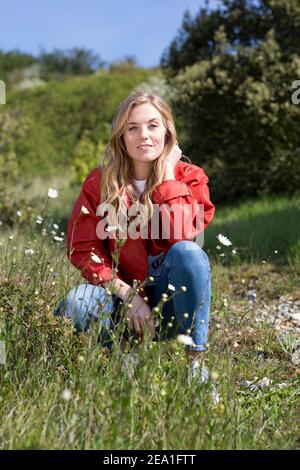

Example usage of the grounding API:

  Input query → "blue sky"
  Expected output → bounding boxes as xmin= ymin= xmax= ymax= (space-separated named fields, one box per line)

xmin=0 ymin=0 xmax=220 ymax=68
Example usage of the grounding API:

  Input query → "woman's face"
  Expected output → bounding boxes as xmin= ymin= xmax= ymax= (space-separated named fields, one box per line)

xmin=123 ymin=102 xmax=167 ymax=179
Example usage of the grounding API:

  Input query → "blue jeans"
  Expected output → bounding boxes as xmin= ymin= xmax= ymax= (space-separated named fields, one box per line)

xmin=54 ymin=241 xmax=211 ymax=352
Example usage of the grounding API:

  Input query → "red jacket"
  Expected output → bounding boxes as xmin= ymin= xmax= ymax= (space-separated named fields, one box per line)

xmin=66 ymin=161 xmax=215 ymax=298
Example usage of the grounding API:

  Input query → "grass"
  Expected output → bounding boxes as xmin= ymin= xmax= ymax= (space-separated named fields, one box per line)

xmin=202 ymin=192 xmax=300 ymax=271
xmin=0 ymin=188 xmax=299 ymax=450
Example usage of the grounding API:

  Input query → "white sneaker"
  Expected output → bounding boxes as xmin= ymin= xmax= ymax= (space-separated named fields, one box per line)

xmin=188 ymin=361 xmax=220 ymax=405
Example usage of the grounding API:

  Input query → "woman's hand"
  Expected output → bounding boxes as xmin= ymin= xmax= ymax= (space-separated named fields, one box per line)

xmin=163 ymin=142 xmax=182 ymax=179
xmin=127 ymin=294 xmax=156 ymax=339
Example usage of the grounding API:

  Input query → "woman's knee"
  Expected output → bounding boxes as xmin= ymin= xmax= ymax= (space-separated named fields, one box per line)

xmin=167 ymin=240 xmax=210 ymax=270
xmin=55 ymin=283 xmax=114 ymax=332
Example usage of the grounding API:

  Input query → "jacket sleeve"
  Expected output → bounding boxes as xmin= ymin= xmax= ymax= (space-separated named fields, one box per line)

xmin=150 ymin=166 xmax=215 ymax=252
xmin=66 ymin=168 xmax=120 ymax=286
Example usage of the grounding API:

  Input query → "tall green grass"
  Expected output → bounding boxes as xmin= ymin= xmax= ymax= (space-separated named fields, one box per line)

xmin=0 ymin=191 xmax=299 ymax=449
xmin=202 ymin=193 xmax=300 ymax=271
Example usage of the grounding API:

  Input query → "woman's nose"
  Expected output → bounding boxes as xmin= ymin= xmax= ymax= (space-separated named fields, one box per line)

xmin=139 ymin=126 xmax=150 ymax=139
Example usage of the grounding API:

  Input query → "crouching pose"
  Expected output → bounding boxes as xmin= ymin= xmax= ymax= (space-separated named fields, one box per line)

xmin=54 ymin=91 xmax=219 ymax=403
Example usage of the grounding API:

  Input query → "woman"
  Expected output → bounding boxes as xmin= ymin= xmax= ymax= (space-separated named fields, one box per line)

xmin=54 ymin=91 xmax=219 ymax=402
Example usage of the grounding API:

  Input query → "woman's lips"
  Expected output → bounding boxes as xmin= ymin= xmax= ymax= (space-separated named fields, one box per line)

xmin=138 ymin=145 xmax=153 ymax=150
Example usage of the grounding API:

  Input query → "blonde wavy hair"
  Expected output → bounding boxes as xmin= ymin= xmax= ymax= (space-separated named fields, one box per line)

xmin=99 ymin=91 xmax=185 ymax=227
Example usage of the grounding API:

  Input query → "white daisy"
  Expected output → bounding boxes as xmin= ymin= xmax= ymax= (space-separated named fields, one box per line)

xmin=91 ymin=253 xmax=102 ymax=263
xmin=81 ymin=205 xmax=89 ymax=214
xmin=177 ymin=334 xmax=196 ymax=347
xmin=48 ymin=188 xmax=59 ymax=198
xmin=24 ymin=249 xmax=35 ymax=255
xmin=53 ymin=236 xmax=64 ymax=242
xmin=168 ymin=283 xmax=176 ymax=291
xmin=61 ymin=389 xmax=72 ymax=401
xmin=216 ymin=234 xmax=232 ymax=246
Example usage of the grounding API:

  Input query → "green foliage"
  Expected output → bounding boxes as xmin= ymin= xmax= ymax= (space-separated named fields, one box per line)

xmin=0 ymin=49 xmax=36 ymax=83
xmin=0 ymin=109 xmax=33 ymax=226
xmin=161 ymin=1 xmax=300 ymax=202
xmin=38 ymin=47 xmax=106 ymax=80
xmin=71 ymin=130 xmax=104 ymax=186
xmin=161 ymin=0 xmax=300 ymax=75
xmin=1 ymin=68 xmax=154 ymax=177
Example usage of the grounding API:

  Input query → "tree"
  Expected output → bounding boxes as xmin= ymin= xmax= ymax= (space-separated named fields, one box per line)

xmin=161 ymin=0 xmax=300 ymax=77
xmin=38 ymin=47 xmax=106 ymax=78
xmin=160 ymin=0 xmax=300 ymax=203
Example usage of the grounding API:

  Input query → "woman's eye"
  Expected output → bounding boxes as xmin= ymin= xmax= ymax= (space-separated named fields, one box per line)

xmin=128 ymin=125 xmax=157 ymax=131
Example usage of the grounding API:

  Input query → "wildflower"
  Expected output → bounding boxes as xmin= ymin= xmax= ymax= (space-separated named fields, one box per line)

xmin=42 ymin=228 xmax=47 ymax=235
xmin=160 ymin=389 xmax=167 ymax=397
xmin=181 ymin=285 xmax=187 ymax=292
xmin=183 ymin=313 xmax=189 ymax=319
xmin=144 ymin=296 xmax=148 ymax=302
xmin=53 ymin=236 xmax=64 ymax=242
xmin=8 ymin=235 xmax=14 ymax=240
xmin=219 ymin=253 xmax=225 ymax=257
xmin=233 ymin=342 xmax=239 ymax=349
xmin=168 ymin=283 xmax=176 ymax=291
xmin=210 ymin=370 xmax=219 ymax=381
xmin=216 ymin=234 xmax=232 ymax=247
xmin=148 ymin=276 xmax=154 ymax=282
xmin=51 ymin=230 xmax=57 ymax=235
xmin=53 ymin=223 xmax=59 ymax=230
xmin=161 ymin=293 xmax=168 ymax=300
xmin=274 ymin=250 xmax=278 ymax=254
xmin=200 ymin=319 xmax=205 ymax=324
xmin=167 ymin=322 xmax=173 ymax=328
xmin=61 ymin=389 xmax=72 ymax=401
xmin=16 ymin=210 xmax=22 ymax=217
xmin=78 ymin=355 xmax=85 ymax=362
xmin=81 ymin=205 xmax=89 ymax=214
xmin=60 ymin=231 xmax=65 ymax=236
xmin=153 ymin=306 xmax=160 ymax=313
xmin=24 ymin=249 xmax=35 ymax=255
xmin=232 ymin=249 xmax=237 ymax=255
xmin=177 ymin=334 xmax=196 ymax=347
xmin=36 ymin=215 xmax=43 ymax=224
xmin=48 ymin=188 xmax=59 ymax=198
xmin=91 ymin=253 xmax=102 ymax=263
xmin=262 ymin=260 xmax=266 ymax=264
